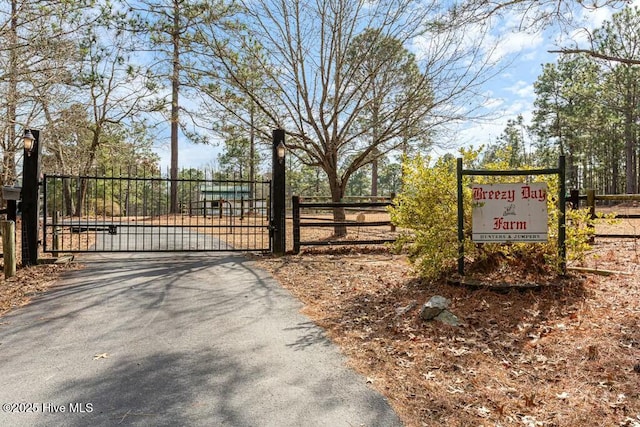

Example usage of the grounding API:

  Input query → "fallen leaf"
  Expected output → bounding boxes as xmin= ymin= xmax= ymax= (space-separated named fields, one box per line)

xmin=422 ymin=371 xmax=436 ymax=380
xmin=476 ymin=406 xmax=491 ymax=417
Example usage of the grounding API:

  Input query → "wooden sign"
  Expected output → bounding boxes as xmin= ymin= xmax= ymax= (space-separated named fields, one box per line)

xmin=472 ymin=183 xmax=548 ymax=242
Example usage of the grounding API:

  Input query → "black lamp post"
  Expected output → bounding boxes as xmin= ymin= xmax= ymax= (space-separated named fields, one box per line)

xmin=21 ymin=128 xmax=41 ymax=266
xmin=272 ymin=128 xmax=286 ymax=255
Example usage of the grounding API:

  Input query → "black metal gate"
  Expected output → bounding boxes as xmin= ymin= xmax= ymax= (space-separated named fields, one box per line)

xmin=42 ymin=173 xmax=272 ymax=253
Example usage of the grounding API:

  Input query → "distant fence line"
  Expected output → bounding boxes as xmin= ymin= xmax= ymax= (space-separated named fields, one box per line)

xmin=291 ymin=195 xmax=397 ymax=254
xmin=569 ymin=189 xmax=640 ymax=239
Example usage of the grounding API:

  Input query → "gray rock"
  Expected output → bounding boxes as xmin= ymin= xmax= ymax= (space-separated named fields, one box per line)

xmin=419 ymin=295 xmax=450 ymax=320
xmin=419 ymin=305 xmax=441 ymax=320
xmin=435 ymin=309 xmax=461 ymax=326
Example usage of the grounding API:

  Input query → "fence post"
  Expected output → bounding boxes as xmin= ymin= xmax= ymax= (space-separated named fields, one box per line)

xmin=558 ymin=155 xmax=567 ymax=275
xmin=2 ymin=221 xmax=16 ymax=278
xmin=570 ymin=189 xmax=580 ymax=209
xmin=587 ymin=189 xmax=596 ymax=244
xmin=21 ymin=129 xmax=42 ymax=267
xmin=292 ymin=195 xmax=300 ymax=254
xmin=390 ymin=192 xmax=396 ymax=232
xmin=586 ymin=189 xmax=596 ymax=220
xmin=7 ymin=199 xmax=16 ymax=222
xmin=52 ymin=211 xmax=61 ymax=257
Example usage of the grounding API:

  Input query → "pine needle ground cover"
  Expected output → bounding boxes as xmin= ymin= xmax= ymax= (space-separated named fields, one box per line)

xmin=256 ymin=239 xmax=640 ymax=427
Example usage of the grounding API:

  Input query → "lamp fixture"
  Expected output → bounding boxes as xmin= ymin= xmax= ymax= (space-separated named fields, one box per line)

xmin=23 ymin=129 xmax=36 ymax=156
xmin=276 ymin=140 xmax=286 ymax=164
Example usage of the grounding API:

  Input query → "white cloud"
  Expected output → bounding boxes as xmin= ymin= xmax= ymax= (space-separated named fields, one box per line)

xmin=505 ymin=80 xmax=535 ymax=99
xmin=561 ymin=1 xmax=639 ymax=46
xmin=489 ymin=29 xmax=545 ymax=63
xmin=579 ymin=3 xmax=616 ymax=29
xmin=431 ymin=1 xmax=640 ymax=160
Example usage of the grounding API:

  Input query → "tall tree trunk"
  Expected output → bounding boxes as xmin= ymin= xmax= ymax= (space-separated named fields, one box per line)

xmin=54 ymin=154 xmax=74 ymax=216
xmin=169 ymin=0 xmax=180 ymax=213
xmin=75 ymin=178 xmax=88 ymax=217
xmin=623 ymin=73 xmax=637 ymax=194
xmin=566 ymin=143 xmax=575 ymax=189
xmin=3 ymin=0 xmax=19 ymax=189
xmin=371 ymin=158 xmax=378 ymax=197
xmin=63 ymin=178 xmax=74 ymax=216
xmin=51 ymin=149 xmax=75 ymax=216
xmin=370 ymin=91 xmax=380 ymax=198
xmin=328 ymin=171 xmax=347 ymax=237
xmin=610 ymin=124 xmax=620 ymax=194
xmin=249 ymin=102 xmax=255 ymax=211
xmin=74 ymin=130 xmax=102 ymax=216
xmin=624 ymin=114 xmax=635 ymax=193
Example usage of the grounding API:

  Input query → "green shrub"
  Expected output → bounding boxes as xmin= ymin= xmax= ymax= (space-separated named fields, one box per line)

xmin=389 ymin=150 xmax=475 ymax=281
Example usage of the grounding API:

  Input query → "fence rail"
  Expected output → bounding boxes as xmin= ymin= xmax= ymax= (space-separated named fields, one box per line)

xmin=291 ymin=195 xmax=397 ymax=254
xmin=569 ymin=189 xmax=640 ymax=239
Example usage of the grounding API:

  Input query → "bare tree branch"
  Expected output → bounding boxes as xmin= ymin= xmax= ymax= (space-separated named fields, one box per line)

xmin=549 ymin=48 xmax=640 ymax=65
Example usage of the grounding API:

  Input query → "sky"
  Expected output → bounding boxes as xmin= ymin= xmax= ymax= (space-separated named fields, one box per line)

xmin=154 ymin=1 xmax=638 ymax=171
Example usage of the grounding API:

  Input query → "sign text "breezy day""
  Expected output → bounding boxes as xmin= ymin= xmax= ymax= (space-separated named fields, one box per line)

xmin=472 ymin=185 xmax=547 ymax=203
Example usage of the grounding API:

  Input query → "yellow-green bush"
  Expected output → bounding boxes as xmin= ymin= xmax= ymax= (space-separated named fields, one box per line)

xmin=389 ymin=150 xmax=475 ymax=281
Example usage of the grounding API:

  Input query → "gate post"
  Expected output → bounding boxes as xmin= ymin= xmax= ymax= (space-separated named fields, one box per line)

xmin=272 ymin=128 xmax=286 ymax=255
xmin=456 ymin=157 xmax=464 ymax=276
xmin=21 ymin=129 xmax=42 ymax=267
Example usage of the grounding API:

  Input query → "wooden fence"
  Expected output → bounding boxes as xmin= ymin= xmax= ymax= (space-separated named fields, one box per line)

xmin=569 ymin=189 xmax=640 ymax=239
xmin=291 ymin=195 xmax=397 ymax=254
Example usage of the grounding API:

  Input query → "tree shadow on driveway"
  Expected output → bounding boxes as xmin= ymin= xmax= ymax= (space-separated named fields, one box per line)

xmin=0 ymin=252 xmax=402 ymax=427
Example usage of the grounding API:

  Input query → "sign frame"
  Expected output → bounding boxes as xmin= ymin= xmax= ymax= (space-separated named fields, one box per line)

xmin=456 ymin=157 xmax=566 ymax=276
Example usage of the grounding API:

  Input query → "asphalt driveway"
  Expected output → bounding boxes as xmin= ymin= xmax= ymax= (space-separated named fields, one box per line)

xmin=0 ymin=252 xmax=402 ymax=426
